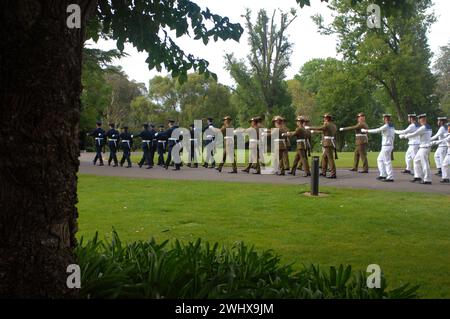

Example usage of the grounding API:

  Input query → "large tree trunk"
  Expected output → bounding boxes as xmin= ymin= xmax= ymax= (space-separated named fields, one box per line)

xmin=0 ymin=0 xmax=94 ymax=297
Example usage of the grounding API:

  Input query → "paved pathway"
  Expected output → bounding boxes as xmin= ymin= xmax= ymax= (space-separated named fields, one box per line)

xmin=79 ymin=153 xmax=449 ymax=194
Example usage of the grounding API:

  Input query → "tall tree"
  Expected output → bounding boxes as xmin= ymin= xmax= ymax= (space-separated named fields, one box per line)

xmin=129 ymin=96 xmax=164 ymax=130
xmin=147 ymin=73 xmax=235 ymax=127
xmin=313 ymin=0 xmax=437 ymax=122
xmin=79 ymin=48 xmax=125 ymax=149
xmin=1 ymin=0 xmax=243 ymax=298
xmin=103 ymin=66 xmax=146 ymax=127
xmin=226 ymin=8 xmax=296 ymax=125
xmin=286 ymin=79 xmax=316 ymax=119
xmin=296 ymin=58 xmax=382 ymax=150
xmin=433 ymin=41 xmax=450 ymax=115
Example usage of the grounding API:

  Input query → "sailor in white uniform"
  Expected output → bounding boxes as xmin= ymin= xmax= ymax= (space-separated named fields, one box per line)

xmin=394 ymin=113 xmax=420 ymax=175
xmin=400 ymin=114 xmax=433 ymax=184
xmin=430 ymin=123 xmax=450 ymax=183
xmin=430 ymin=116 xmax=448 ymax=177
xmin=361 ymin=114 xmax=395 ymax=182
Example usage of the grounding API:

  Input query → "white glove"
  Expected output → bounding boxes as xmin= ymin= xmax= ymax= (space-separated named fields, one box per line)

xmin=360 ymin=129 xmax=367 ymax=133
xmin=131 ymin=134 xmax=134 ymax=138
xmin=304 ymin=126 xmax=310 ymax=130
xmin=339 ymin=128 xmax=344 ymax=132
xmin=282 ymin=133 xmax=287 ymax=137
xmin=399 ymin=134 xmax=405 ymax=139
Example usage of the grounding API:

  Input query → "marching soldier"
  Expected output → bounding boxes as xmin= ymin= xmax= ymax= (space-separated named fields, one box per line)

xmin=394 ymin=113 xmax=420 ymax=175
xmin=284 ymin=116 xmax=310 ymax=177
xmin=241 ymin=117 xmax=261 ymax=174
xmin=136 ymin=123 xmax=153 ymax=169
xmin=297 ymin=116 xmax=312 ymax=171
xmin=430 ymin=116 xmax=448 ymax=176
xmin=203 ymin=117 xmax=216 ymax=168
xmin=281 ymin=117 xmax=291 ymax=172
xmin=304 ymin=116 xmax=312 ymax=157
xmin=430 ymin=123 xmax=450 ymax=183
xmin=119 ymin=126 xmax=133 ymax=168
xmin=400 ymin=114 xmax=433 ymax=184
xmin=187 ymin=124 xmax=199 ymax=168
xmin=148 ymin=124 xmax=157 ymax=167
xmin=88 ymin=121 xmax=106 ymax=166
xmin=339 ymin=112 xmax=369 ymax=173
xmin=272 ymin=115 xmax=289 ymax=176
xmin=161 ymin=120 xmax=182 ymax=170
xmin=217 ymin=116 xmax=237 ymax=173
xmin=361 ymin=114 xmax=395 ymax=182
xmin=258 ymin=118 xmax=268 ymax=169
xmin=105 ymin=123 xmax=119 ymax=167
xmin=306 ymin=113 xmax=338 ymax=179
xmin=156 ymin=125 xmax=166 ymax=166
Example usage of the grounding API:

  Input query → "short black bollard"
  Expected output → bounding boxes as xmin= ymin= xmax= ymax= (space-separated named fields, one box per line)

xmin=311 ymin=156 xmax=320 ymax=196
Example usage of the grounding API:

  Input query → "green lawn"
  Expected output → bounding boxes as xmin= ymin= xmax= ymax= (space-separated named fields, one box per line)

xmin=128 ymin=151 xmax=437 ymax=169
xmin=77 ymin=174 xmax=449 ymax=298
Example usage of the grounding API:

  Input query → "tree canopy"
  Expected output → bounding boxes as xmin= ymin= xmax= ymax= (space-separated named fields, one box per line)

xmin=313 ymin=0 xmax=438 ymax=123
xmin=87 ymin=0 xmax=244 ymax=83
xmin=226 ymin=8 xmax=296 ymax=126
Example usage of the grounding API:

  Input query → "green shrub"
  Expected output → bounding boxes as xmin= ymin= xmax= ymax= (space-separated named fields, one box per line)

xmin=75 ymin=231 xmax=419 ymax=299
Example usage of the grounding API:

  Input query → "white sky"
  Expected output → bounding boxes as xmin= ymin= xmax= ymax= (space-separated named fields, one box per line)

xmin=87 ymin=0 xmax=450 ymax=88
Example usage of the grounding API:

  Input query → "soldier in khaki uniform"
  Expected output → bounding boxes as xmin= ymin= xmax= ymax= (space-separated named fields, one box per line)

xmin=297 ymin=116 xmax=312 ymax=171
xmin=339 ymin=112 xmax=369 ymax=173
xmin=258 ymin=118 xmax=268 ymax=168
xmin=306 ymin=113 xmax=338 ymax=178
xmin=217 ymin=116 xmax=237 ymax=173
xmin=284 ymin=116 xmax=310 ymax=177
xmin=241 ymin=117 xmax=261 ymax=174
xmin=271 ymin=115 xmax=289 ymax=175
xmin=281 ymin=117 xmax=291 ymax=172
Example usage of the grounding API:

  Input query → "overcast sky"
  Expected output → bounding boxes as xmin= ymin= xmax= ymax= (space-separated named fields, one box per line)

xmin=87 ymin=0 xmax=450 ymax=88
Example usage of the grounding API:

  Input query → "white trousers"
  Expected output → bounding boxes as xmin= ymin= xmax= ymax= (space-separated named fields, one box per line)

xmin=405 ymin=145 xmax=419 ymax=171
xmin=434 ymin=146 xmax=448 ymax=169
xmin=442 ymin=153 xmax=449 ymax=180
xmin=414 ymin=147 xmax=432 ymax=182
xmin=377 ymin=146 xmax=394 ymax=180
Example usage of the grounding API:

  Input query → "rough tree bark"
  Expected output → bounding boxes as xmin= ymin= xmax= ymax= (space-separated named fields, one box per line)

xmin=0 ymin=0 xmax=96 ymax=298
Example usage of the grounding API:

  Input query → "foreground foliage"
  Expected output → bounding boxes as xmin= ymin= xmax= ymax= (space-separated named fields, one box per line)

xmin=76 ymin=231 xmax=418 ymax=299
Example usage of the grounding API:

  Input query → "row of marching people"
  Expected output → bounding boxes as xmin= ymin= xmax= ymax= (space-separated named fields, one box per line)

xmin=87 ymin=112 xmax=449 ymax=184
xmin=338 ymin=113 xmax=448 ymax=184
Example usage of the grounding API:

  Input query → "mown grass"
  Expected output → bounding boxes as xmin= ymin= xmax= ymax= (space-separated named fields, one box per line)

xmin=77 ymin=174 xmax=449 ymax=298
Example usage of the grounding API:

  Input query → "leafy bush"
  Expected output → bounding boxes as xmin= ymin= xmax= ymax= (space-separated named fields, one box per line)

xmin=75 ymin=231 xmax=418 ymax=299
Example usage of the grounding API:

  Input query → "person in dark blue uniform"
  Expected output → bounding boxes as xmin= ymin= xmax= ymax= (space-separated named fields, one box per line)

xmin=161 ymin=120 xmax=182 ymax=170
xmin=203 ymin=117 xmax=216 ymax=168
xmin=105 ymin=123 xmax=119 ymax=167
xmin=156 ymin=125 xmax=167 ymax=166
xmin=148 ymin=124 xmax=157 ymax=167
xmin=119 ymin=126 xmax=133 ymax=168
xmin=88 ymin=121 xmax=106 ymax=166
xmin=136 ymin=123 xmax=154 ymax=169
xmin=187 ymin=123 xmax=199 ymax=168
